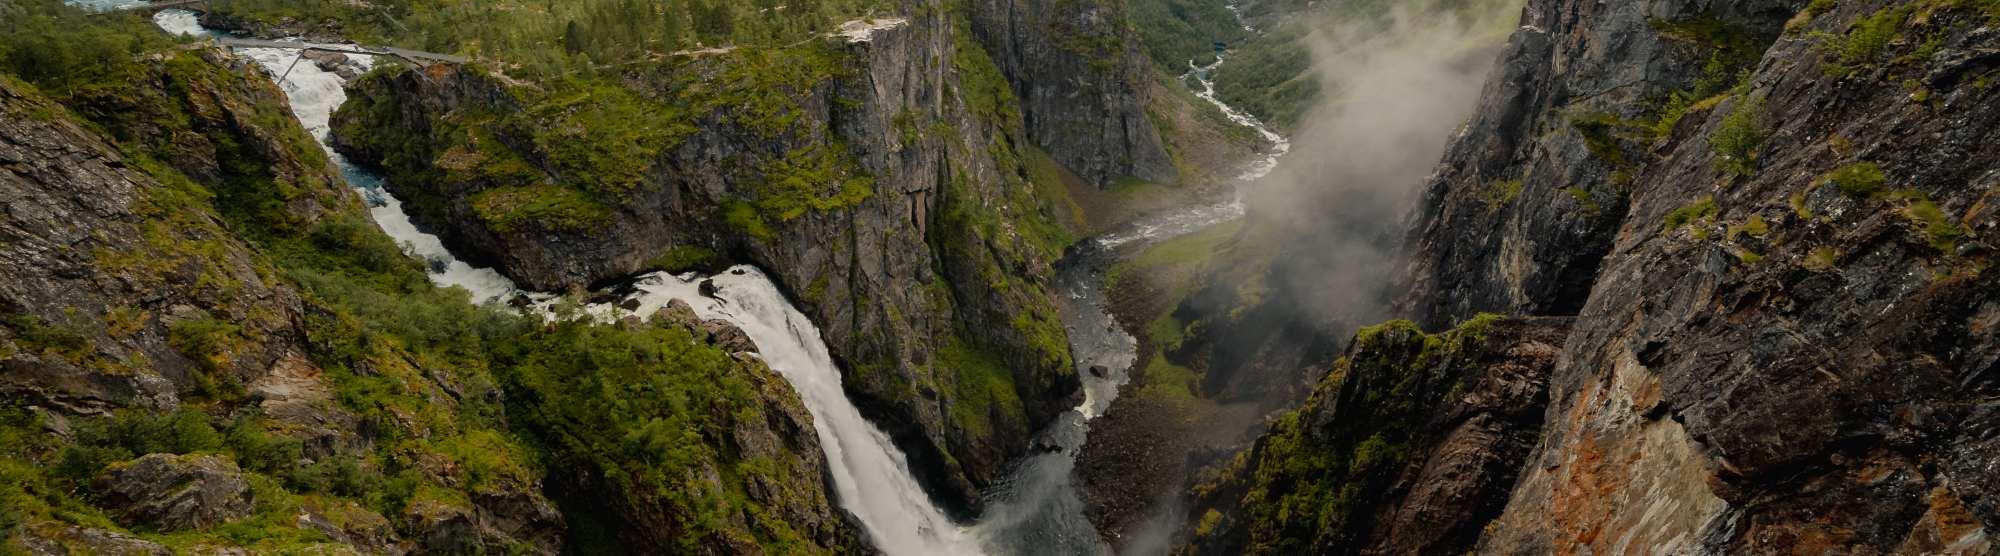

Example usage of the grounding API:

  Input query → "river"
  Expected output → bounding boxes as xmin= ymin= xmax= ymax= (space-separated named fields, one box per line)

xmin=965 ymin=39 xmax=1290 ymax=554
xmin=142 ymin=6 xmax=1285 ymax=555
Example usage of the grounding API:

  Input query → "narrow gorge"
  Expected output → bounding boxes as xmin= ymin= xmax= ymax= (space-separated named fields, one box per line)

xmin=3 ymin=0 xmax=1996 ymax=554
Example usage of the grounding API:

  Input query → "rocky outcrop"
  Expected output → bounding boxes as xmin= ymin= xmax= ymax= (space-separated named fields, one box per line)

xmin=965 ymin=0 xmax=1179 ymax=187
xmin=1179 ymin=316 xmax=1567 ymax=555
xmin=1397 ymin=0 xmax=1798 ymax=329
xmin=1468 ymin=1 xmax=2000 ymax=551
xmin=93 ymin=454 xmax=254 ymax=532
xmin=1176 ymin=0 xmax=2000 ymax=552
xmin=0 ymin=51 xmax=562 ymax=553
xmin=331 ymin=4 xmax=1084 ymax=512
xmin=1273 ymin=0 xmax=2000 ymax=553
xmin=0 ymin=50 xmax=326 ymax=416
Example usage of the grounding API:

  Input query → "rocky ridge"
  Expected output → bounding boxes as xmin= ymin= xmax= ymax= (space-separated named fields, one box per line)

xmin=323 ymin=0 xmax=1236 ymax=513
xmin=0 ymin=39 xmax=854 ymax=553
xmin=1182 ymin=0 xmax=2000 ymax=553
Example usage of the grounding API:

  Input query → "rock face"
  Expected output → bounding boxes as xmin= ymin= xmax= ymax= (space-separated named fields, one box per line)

xmin=1180 ymin=317 xmax=1567 ymax=555
xmin=965 ymin=0 xmax=1179 ymax=187
xmin=1 ymin=46 xmax=856 ymax=553
xmin=1193 ymin=0 xmax=2000 ymax=553
xmin=331 ymin=3 xmax=1089 ymax=511
xmin=0 ymin=50 xmax=328 ymax=418
xmin=1397 ymin=0 xmax=1797 ymax=329
xmin=1468 ymin=1 xmax=2000 ymax=551
xmin=94 ymin=454 xmax=254 ymax=532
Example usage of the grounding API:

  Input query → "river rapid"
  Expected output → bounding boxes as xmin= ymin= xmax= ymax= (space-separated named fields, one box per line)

xmin=138 ymin=6 xmax=1286 ymax=554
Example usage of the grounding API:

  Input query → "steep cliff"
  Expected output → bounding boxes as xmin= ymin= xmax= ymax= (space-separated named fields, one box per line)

xmin=965 ymin=0 xmax=1181 ymax=187
xmin=1469 ymin=0 xmax=1999 ymax=551
xmin=0 ymin=14 xmax=856 ymax=552
xmin=1192 ymin=0 xmax=2000 ymax=553
xmin=329 ymin=4 xmax=1089 ymax=511
xmin=1180 ymin=316 xmax=1568 ymax=555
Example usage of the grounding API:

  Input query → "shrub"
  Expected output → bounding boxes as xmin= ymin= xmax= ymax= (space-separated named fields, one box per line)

xmin=1710 ymin=96 xmax=1768 ymax=177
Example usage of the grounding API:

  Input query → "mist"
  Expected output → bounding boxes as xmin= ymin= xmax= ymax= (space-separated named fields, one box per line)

xmin=1243 ymin=0 xmax=1523 ymax=330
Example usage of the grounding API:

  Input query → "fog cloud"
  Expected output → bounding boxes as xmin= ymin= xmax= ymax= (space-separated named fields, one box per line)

xmin=1245 ymin=0 xmax=1522 ymax=328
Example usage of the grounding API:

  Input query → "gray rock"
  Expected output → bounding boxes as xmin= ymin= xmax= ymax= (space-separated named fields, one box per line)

xmin=94 ymin=453 xmax=254 ymax=531
xmin=7 ymin=523 xmax=172 ymax=555
xmin=701 ymin=320 xmax=759 ymax=354
xmin=653 ymin=299 xmax=703 ymax=331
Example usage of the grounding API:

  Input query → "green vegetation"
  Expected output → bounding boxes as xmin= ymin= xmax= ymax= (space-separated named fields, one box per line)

xmin=0 ymin=0 xmax=184 ymax=97
xmin=0 ymin=4 xmax=838 ymax=549
xmin=1710 ymin=96 xmax=1768 ymax=178
xmin=1209 ymin=23 xmax=1318 ymax=131
xmin=1822 ymin=4 xmax=1914 ymax=77
xmin=939 ymin=339 xmax=1027 ymax=438
xmin=1805 ymin=246 xmax=1839 ymax=271
xmin=471 ymin=185 xmax=615 ymax=233
xmin=646 ymin=245 xmax=720 ymax=274
xmin=1664 ymin=196 xmax=1719 ymax=234
xmin=1484 ymin=179 xmax=1525 ymax=211
xmin=1889 ymin=189 xmax=1966 ymax=253
xmin=207 ymin=0 xmax=893 ymax=73
xmin=1822 ymin=162 xmax=1886 ymax=198
xmin=1189 ymin=315 xmax=1507 ymax=553
xmin=1130 ymin=0 xmax=1252 ymax=70
xmin=1726 ymin=214 xmax=1770 ymax=241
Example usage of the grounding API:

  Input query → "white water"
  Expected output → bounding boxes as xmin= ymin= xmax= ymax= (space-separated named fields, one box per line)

xmin=1095 ymin=50 xmax=1290 ymax=252
xmin=150 ymin=12 xmax=976 ymax=554
xmin=598 ymin=270 xmax=979 ymax=554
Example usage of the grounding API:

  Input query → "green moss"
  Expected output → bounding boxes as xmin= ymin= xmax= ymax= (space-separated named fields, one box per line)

xmin=1664 ymin=196 xmax=1720 ymax=234
xmin=952 ymin=18 xmax=1023 ymax=125
xmin=1891 ymin=189 xmax=1965 ymax=253
xmin=724 ymin=201 xmax=778 ymax=243
xmin=646 ymin=246 xmax=720 ymax=274
xmin=166 ymin=317 xmax=244 ymax=381
xmin=1805 ymin=246 xmax=1839 ymax=271
xmin=749 ymin=142 xmax=875 ymax=223
xmin=470 ymin=184 xmax=615 ymax=233
xmin=1 ymin=313 xmax=93 ymax=363
xmin=1484 ymin=179 xmax=1526 ymax=211
xmin=1822 ymin=162 xmax=1887 ymax=198
xmin=1726 ymin=214 xmax=1771 ymax=240
xmin=1564 ymin=186 xmax=1604 ymax=215
xmin=939 ymin=338 xmax=1025 ymax=438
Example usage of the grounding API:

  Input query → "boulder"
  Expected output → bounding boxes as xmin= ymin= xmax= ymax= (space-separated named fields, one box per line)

xmin=94 ymin=453 xmax=254 ymax=531
xmin=701 ymin=320 xmax=759 ymax=354
xmin=653 ymin=299 xmax=703 ymax=331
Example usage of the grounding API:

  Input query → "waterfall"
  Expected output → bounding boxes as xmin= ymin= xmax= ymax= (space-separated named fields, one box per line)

xmin=153 ymin=13 xmax=977 ymax=554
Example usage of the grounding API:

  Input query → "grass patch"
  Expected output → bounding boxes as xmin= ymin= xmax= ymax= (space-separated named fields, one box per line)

xmin=470 ymin=184 xmax=615 ymax=233
xmin=1664 ymin=196 xmax=1720 ymax=235
xmin=938 ymin=338 xmax=1025 ymax=438
xmin=1822 ymin=162 xmax=1887 ymax=198
xmin=1484 ymin=179 xmax=1525 ymax=211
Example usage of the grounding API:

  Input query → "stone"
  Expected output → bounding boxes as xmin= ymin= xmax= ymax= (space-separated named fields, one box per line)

xmin=94 ymin=454 xmax=255 ymax=531
xmin=701 ymin=319 xmax=759 ymax=354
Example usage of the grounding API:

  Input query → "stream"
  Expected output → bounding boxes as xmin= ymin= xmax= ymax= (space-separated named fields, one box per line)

xmin=141 ymin=6 xmax=1287 ymax=555
xmin=965 ymin=43 xmax=1290 ymax=554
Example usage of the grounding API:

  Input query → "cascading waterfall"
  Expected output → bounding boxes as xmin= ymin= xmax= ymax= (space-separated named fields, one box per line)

xmin=152 ymin=13 xmax=976 ymax=555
